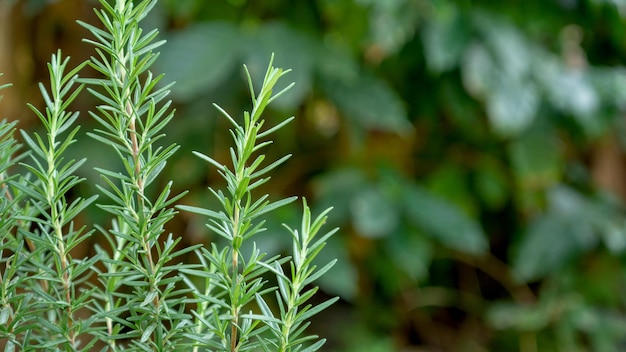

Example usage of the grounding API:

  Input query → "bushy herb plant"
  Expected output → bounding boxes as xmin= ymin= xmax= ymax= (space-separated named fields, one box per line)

xmin=0 ymin=0 xmax=337 ymax=351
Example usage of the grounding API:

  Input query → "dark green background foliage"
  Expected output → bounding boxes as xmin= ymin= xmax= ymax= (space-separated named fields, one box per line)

xmin=4 ymin=0 xmax=626 ymax=350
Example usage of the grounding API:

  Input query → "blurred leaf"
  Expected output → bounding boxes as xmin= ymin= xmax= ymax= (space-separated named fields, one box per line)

xmin=512 ymin=213 xmax=581 ymax=282
xmin=341 ymin=323 xmax=396 ymax=352
xmin=462 ymin=42 xmax=540 ymax=136
xmin=243 ymin=22 xmax=317 ymax=110
xmin=315 ymin=43 xmax=360 ymax=83
xmin=403 ymin=184 xmax=488 ymax=255
xmin=314 ymin=236 xmax=359 ymax=302
xmin=18 ymin=0 xmax=51 ymax=16
xmin=589 ymin=0 xmax=626 ymax=15
xmin=462 ymin=43 xmax=495 ymax=98
xmin=160 ymin=0 xmax=205 ymax=19
xmin=473 ymin=157 xmax=510 ymax=210
xmin=350 ymin=186 xmax=399 ymax=238
xmin=570 ymin=306 xmax=626 ymax=351
xmin=313 ymin=168 xmax=369 ymax=226
xmin=487 ymin=301 xmax=552 ymax=331
xmin=581 ymin=193 xmax=626 ymax=254
xmin=512 ymin=186 xmax=603 ymax=281
xmin=538 ymin=61 xmax=599 ymax=123
xmin=385 ymin=228 xmax=432 ymax=281
xmin=486 ymin=78 xmax=539 ymax=137
xmin=461 ymin=12 xmax=541 ymax=136
xmin=474 ymin=11 xmax=532 ymax=80
xmin=571 ymin=254 xmax=624 ymax=306
xmin=601 ymin=220 xmax=626 ymax=253
xmin=156 ymin=22 xmax=241 ymax=101
xmin=319 ymin=71 xmax=412 ymax=134
xmin=356 ymin=0 xmax=419 ymax=55
xmin=427 ymin=163 xmax=477 ymax=215
xmin=509 ymin=127 xmax=562 ymax=189
xmin=591 ymin=67 xmax=626 ymax=111
xmin=422 ymin=4 xmax=469 ymax=73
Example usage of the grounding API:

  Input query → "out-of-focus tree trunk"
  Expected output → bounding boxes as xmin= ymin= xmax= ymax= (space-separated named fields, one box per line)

xmin=0 ymin=0 xmax=95 ymax=127
xmin=592 ymin=133 xmax=626 ymax=200
xmin=0 ymin=1 xmax=20 ymax=122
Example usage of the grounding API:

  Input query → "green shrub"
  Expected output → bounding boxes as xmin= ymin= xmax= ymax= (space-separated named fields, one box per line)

xmin=0 ymin=0 xmax=337 ymax=351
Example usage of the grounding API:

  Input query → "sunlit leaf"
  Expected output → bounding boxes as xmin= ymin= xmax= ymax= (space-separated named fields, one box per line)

xmin=486 ymin=78 xmax=539 ymax=137
xmin=538 ymin=60 xmax=599 ymax=124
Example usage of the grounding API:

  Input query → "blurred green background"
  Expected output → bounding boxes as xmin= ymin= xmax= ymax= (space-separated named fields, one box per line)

xmin=4 ymin=0 xmax=626 ymax=351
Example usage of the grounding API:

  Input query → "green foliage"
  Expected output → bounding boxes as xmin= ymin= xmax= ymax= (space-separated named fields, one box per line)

xmin=8 ymin=0 xmax=626 ymax=350
xmin=0 ymin=0 xmax=336 ymax=351
xmin=14 ymin=50 xmax=98 ymax=350
xmin=78 ymin=0 xmax=196 ymax=348
xmin=132 ymin=0 xmax=626 ymax=350
xmin=178 ymin=57 xmax=337 ymax=351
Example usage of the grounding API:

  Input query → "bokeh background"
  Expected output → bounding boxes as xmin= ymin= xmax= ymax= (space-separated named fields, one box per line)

xmin=4 ymin=0 xmax=626 ymax=351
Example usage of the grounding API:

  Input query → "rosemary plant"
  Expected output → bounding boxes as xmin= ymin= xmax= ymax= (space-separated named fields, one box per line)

xmin=12 ymin=51 xmax=98 ymax=350
xmin=0 ymin=0 xmax=338 ymax=350
xmin=257 ymin=199 xmax=338 ymax=352
xmin=79 ymin=0 xmax=199 ymax=350
xmin=0 ymin=78 xmax=33 ymax=351
xmin=179 ymin=58 xmax=339 ymax=352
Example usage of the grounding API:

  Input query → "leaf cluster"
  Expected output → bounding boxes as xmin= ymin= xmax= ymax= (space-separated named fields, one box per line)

xmin=139 ymin=0 xmax=626 ymax=350
xmin=179 ymin=57 xmax=336 ymax=352
xmin=0 ymin=0 xmax=337 ymax=351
